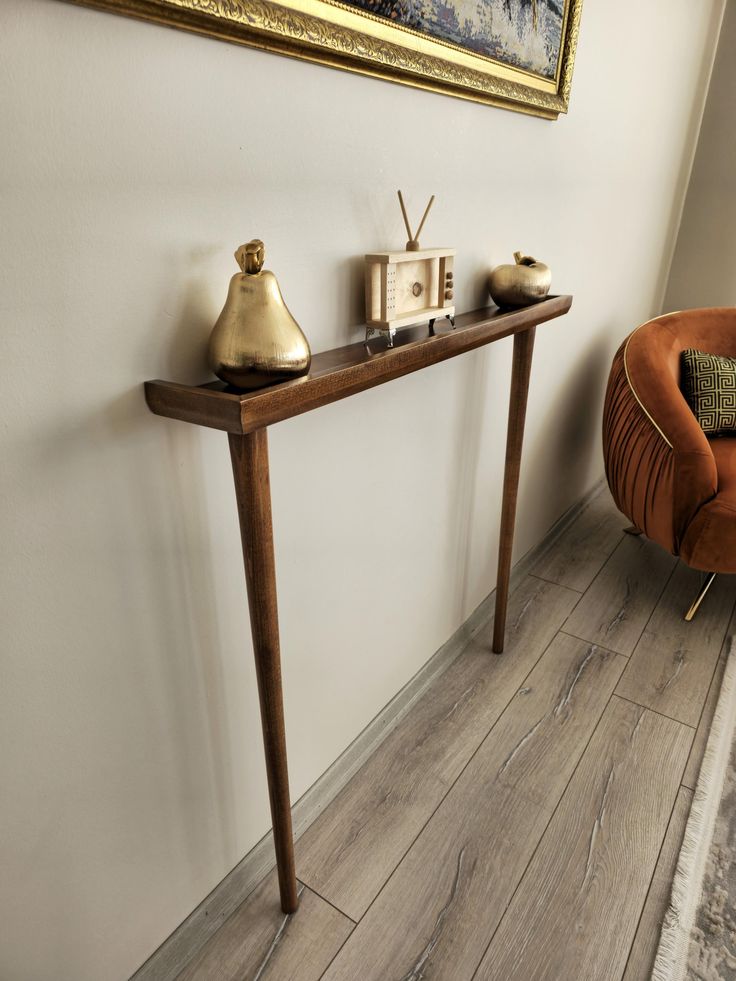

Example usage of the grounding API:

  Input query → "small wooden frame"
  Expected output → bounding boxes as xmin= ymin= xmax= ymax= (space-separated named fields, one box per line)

xmin=145 ymin=294 xmax=573 ymax=914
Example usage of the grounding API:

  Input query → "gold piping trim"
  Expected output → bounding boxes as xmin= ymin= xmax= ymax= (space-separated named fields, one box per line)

xmin=622 ymin=312 xmax=683 ymax=450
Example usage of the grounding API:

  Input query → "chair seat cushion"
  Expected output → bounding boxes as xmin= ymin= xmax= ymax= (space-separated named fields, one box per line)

xmin=680 ymin=438 xmax=736 ymax=571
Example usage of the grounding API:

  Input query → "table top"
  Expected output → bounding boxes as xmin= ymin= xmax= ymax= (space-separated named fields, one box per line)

xmin=145 ymin=295 xmax=572 ymax=434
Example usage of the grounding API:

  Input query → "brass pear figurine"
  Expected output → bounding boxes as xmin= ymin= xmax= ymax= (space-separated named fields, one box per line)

xmin=208 ymin=240 xmax=311 ymax=389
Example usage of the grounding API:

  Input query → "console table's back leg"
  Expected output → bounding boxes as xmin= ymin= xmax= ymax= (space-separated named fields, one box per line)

xmin=228 ymin=429 xmax=298 ymax=913
xmin=492 ymin=326 xmax=536 ymax=654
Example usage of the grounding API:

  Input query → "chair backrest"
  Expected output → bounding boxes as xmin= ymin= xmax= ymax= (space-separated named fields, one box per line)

xmin=603 ymin=308 xmax=736 ymax=555
xmin=628 ymin=307 xmax=736 ymax=396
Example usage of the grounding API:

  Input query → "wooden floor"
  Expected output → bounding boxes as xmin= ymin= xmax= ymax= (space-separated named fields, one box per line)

xmin=175 ymin=489 xmax=736 ymax=981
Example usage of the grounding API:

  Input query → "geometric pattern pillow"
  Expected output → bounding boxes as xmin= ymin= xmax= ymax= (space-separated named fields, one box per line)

xmin=680 ymin=348 xmax=736 ymax=435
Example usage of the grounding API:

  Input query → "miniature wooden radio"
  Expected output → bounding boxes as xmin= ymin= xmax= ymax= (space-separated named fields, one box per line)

xmin=365 ymin=192 xmax=456 ymax=348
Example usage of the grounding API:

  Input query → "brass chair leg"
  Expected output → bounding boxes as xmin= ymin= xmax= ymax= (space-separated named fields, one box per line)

xmin=684 ymin=572 xmax=717 ymax=622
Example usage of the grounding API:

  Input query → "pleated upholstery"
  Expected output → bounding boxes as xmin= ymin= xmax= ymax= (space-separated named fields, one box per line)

xmin=603 ymin=342 xmax=679 ymax=552
xmin=680 ymin=438 xmax=736 ymax=571
xmin=602 ymin=309 xmax=736 ymax=562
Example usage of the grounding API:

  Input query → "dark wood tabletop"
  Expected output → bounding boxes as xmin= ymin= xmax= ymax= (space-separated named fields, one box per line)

xmin=145 ymin=295 xmax=572 ymax=433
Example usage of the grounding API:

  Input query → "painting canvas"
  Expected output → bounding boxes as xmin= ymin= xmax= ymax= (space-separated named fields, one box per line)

xmin=339 ymin=0 xmax=566 ymax=80
xmin=62 ymin=0 xmax=582 ymax=117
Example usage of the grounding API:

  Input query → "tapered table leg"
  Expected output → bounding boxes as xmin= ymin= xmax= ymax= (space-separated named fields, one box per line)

xmin=493 ymin=327 xmax=536 ymax=654
xmin=228 ymin=429 xmax=298 ymax=913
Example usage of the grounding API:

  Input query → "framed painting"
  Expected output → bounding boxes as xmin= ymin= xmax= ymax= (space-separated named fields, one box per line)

xmin=64 ymin=0 xmax=583 ymax=117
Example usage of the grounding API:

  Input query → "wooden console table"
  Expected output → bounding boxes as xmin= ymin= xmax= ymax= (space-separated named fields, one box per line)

xmin=145 ymin=294 xmax=573 ymax=913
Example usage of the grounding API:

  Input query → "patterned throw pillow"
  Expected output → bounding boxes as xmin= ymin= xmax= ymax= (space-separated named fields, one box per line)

xmin=681 ymin=349 xmax=736 ymax=435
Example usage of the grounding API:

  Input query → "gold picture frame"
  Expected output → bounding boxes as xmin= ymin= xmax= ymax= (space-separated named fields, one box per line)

xmin=64 ymin=0 xmax=583 ymax=118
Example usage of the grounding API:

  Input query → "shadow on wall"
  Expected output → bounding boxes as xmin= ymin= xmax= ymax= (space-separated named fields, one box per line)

xmin=162 ymin=280 xmax=213 ymax=383
xmin=441 ymin=315 xmax=612 ymax=627
xmin=32 ymin=368 xmax=246 ymax=932
xmin=145 ymin=249 xmax=221 ymax=385
xmin=125 ymin=388 xmax=243 ymax=866
xmin=341 ymin=255 xmax=370 ymax=342
xmin=517 ymin=328 xmax=614 ymax=549
xmin=134 ymin=259 xmax=244 ymax=881
xmin=658 ymin=0 xmax=731 ymax=312
xmin=448 ymin=345 xmax=493 ymax=627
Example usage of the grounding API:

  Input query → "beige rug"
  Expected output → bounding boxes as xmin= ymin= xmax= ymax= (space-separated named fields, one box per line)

xmin=653 ymin=649 xmax=736 ymax=981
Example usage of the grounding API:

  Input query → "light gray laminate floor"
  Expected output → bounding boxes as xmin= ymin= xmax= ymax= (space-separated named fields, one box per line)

xmin=176 ymin=490 xmax=736 ymax=981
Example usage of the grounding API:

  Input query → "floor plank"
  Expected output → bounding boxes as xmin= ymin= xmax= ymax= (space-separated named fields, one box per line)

xmin=682 ymin=653 xmax=727 ymax=790
xmin=320 ymin=634 xmax=625 ymax=981
xmin=174 ymin=871 xmax=352 ymax=981
xmin=170 ymin=487 xmax=729 ymax=980
xmin=563 ymin=534 xmax=677 ymax=656
xmin=616 ymin=563 xmax=735 ymax=726
xmin=681 ymin=601 xmax=735 ymax=790
xmin=474 ymin=696 xmax=692 ymax=981
xmin=295 ymin=576 xmax=579 ymax=921
xmin=622 ymin=786 xmax=693 ymax=981
xmin=531 ymin=487 xmax=626 ymax=592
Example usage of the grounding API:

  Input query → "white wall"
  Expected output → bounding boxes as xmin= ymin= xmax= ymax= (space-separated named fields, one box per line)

xmin=0 ymin=1 xmax=724 ymax=978
xmin=665 ymin=0 xmax=736 ymax=311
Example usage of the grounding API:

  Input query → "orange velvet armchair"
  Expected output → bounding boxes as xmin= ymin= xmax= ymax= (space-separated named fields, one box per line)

xmin=603 ymin=308 xmax=736 ymax=619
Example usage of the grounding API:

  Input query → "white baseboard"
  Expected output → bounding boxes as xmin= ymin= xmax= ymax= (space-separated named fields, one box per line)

xmin=131 ymin=477 xmax=607 ymax=980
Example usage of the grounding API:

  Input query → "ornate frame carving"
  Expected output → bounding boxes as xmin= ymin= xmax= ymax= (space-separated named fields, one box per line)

xmin=64 ymin=0 xmax=583 ymax=118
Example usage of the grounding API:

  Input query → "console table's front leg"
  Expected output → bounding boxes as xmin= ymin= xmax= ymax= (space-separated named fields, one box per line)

xmin=228 ymin=429 xmax=298 ymax=913
xmin=493 ymin=326 xmax=536 ymax=654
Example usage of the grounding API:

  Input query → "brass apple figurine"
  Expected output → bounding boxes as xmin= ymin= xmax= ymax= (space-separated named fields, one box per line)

xmin=488 ymin=251 xmax=552 ymax=308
